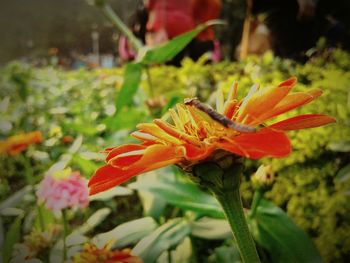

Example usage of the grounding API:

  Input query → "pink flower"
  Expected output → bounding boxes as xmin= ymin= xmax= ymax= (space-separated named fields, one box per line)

xmin=37 ymin=169 xmax=89 ymax=212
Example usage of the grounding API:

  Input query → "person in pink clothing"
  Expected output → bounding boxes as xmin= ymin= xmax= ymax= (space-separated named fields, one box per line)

xmin=144 ymin=0 xmax=222 ymax=65
xmin=144 ymin=0 xmax=195 ymax=45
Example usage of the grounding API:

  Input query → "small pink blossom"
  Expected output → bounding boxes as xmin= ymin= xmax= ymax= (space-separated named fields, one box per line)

xmin=37 ymin=169 xmax=89 ymax=212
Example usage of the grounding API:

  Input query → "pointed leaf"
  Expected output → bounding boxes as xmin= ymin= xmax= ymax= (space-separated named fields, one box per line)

xmin=89 ymin=186 xmax=133 ymax=201
xmin=92 ymin=217 xmax=158 ymax=249
xmin=74 ymin=208 xmax=111 ymax=235
xmin=139 ymin=20 xmax=225 ymax=65
xmin=132 ymin=218 xmax=191 ymax=262
xmin=129 ymin=170 xmax=224 ymax=218
xmin=2 ymin=215 xmax=22 ymax=263
xmin=335 ymin=164 xmax=350 ymax=183
xmin=115 ymin=62 xmax=142 ymax=113
xmin=191 ymin=217 xmax=231 ymax=240
xmin=249 ymin=199 xmax=322 ymax=263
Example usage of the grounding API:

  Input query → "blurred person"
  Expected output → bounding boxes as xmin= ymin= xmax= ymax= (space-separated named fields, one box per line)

xmin=118 ymin=4 xmax=148 ymax=62
xmin=235 ymin=17 xmax=272 ymax=59
xmin=118 ymin=0 xmax=222 ymax=66
xmin=139 ymin=0 xmax=222 ymax=65
xmin=249 ymin=0 xmax=350 ymax=61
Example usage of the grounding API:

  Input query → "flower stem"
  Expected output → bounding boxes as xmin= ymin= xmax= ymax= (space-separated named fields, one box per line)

xmin=19 ymin=154 xmax=45 ymax=231
xmin=193 ymin=160 xmax=260 ymax=263
xmin=101 ymin=4 xmax=143 ymax=52
xmin=145 ymin=66 xmax=155 ymax=97
xmin=62 ymin=209 xmax=69 ymax=261
xmin=212 ymin=188 xmax=260 ymax=263
xmin=249 ymin=189 xmax=263 ymax=219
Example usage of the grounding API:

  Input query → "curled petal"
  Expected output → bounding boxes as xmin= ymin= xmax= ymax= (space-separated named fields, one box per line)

xmin=217 ymin=128 xmax=291 ymax=159
xmin=106 ymin=144 xmax=147 ymax=163
xmin=137 ymin=123 xmax=182 ymax=145
xmin=237 ymin=77 xmax=297 ymax=123
xmin=131 ymin=131 xmax=158 ymax=143
xmin=269 ymin=114 xmax=336 ymax=130
xmin=254 ymin=89 xmax=322 ymax=125
xmin=181 ymin=144 xmax=215 ymax=161
xmin=89 ymin=144 xmax=182 ymax=195
xmin=89 ymin=165 xmax=140 ymax=195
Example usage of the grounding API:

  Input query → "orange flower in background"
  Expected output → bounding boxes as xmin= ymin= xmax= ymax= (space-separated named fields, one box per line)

xmin=89 ymin=77 xmax=335 ymax=195
xmin=73 ymin=243 xmax=143 ymax=263
xmin=0 ymin=131 xmax=43 ymax=156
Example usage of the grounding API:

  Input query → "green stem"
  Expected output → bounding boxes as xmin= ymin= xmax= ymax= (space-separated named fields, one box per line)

xmin=19 ymin=154 xmax=45 ymax=231
xmin=193 ymin=159 xmax=261 ymax=263
xmin=62 ymin=209 xmax=69 ymax=261
xmin=145 ymin=66 xmax=154 ymax=97
xmin=101 ymin=4 xmax=143 ymax=51
xmin=249 ymin=189 xmax=263 ymax=219
xmin=167 ymin=249 xmax=172 ymax=263
xmin=212 ymin=188 xmax=260 ymax=263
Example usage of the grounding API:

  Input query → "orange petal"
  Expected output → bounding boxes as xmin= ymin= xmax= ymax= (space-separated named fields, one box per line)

xmin=109 ymin=149 xmax=144 ymax=168
xmin=237 ymin=77 xmax=297 ymax=123
xmin=106 ymin=144 xmax=147 ymax=163
xmin=137 ymin=123 xmax=182 ymax=145
xmin=254 ymin=88 xmax=322 ymax=124
xmin=89 ymin=144 xmax=182 ymax=195
xmin=217 ymin=128 xmax=291 ymax=159
xmin=181 ymin=144 xmax=215 ymax=161
xmin=153 ymin=119 xmax=201 ymax=146
xmin=131 ymin=131 xmax=158 ymax=143
xmin=109 ymin=144 xmax=182 ymax=174
xmin=89 ymin=165 xmax=140 ymax=195
xmin=223 ymin=100 xmax=238 ymax=119
xmin=269 ymin=114 xmax=336 ymax=130
xmin=129 ymin=144 xmax=182 ymax=171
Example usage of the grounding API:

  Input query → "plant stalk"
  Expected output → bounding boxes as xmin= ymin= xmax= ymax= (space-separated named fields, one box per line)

xmin=212 ymin=187 xmax=261 ymax=263
xmin=101 ymin=4 xmax=143 ymax=51
xmin=193 ymin=160 xmax=260 ymax=263
xmin=19 ymin=154 xmax=45 ymax=231
xmin=249 ymin=189 xmax=263 ymax=219
xmin=62 ymin=209 xmax=69 ymax=261
xmin=145 ymin=66 xmax=154 ymax=97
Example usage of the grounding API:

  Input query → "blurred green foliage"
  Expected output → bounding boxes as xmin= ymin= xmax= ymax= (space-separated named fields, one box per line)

xmin=0 ymin=48 xmax=349 ymax=262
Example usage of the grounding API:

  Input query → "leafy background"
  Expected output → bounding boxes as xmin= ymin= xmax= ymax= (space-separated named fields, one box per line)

xmin=0 ymin=48 xmax=349 ymax=262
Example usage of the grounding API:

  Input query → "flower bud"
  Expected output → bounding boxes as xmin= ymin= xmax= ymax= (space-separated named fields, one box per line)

xmin=251 ymin=164 xmax=275 ymax=190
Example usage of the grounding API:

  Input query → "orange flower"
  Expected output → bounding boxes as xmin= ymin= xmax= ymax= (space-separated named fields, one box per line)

xmin=0 ymin=131 xmax=43 ymax=156
xmin=73 ymin=243 xmax=143 ymax=263
xmin=89 ymin=77 xmax=335 ymax=195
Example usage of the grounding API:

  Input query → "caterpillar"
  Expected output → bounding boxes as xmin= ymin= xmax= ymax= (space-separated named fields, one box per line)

xmin=184 ymin=98 xmax=256 ymax=133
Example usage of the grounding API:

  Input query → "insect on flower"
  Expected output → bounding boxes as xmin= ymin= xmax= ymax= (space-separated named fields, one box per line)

xmin=88 ymin=77 xmax=336 ymax=195
xmin=184 ymin=98 xmax=256 ymax=133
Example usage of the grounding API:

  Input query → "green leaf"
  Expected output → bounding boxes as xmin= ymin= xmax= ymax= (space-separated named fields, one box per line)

xmin=0 ymin=186 xmax=31 ymax=211
xmin=139 ymin=20 xmax=225 ymax=65
xmin=2 ymin=215 xmax=22 ymax=263
xmin=64 ymin=123 xmax=98 ymax=136
xmin=92 ymin=217 xmax=158 ymax=249
xmin=115 ymin=63 xmax=142 ymax=113
xmin=191 ymin=217 xmax=231 ymax=240
xmin=89 ymin=186 xmax=133 ymax=201
xmin=74 ymin=208 xmax=111 ymax=235
xmin=135 ymin=171 xmax=167 ymax=219
xmin=208 ymin=245 xmax=241 ymax=263
xmin=328 ymin=141 xmax=350 ymax=152
xmin=129 ymin=169 xmax=224 ymax=218
xmin=249 ymin=199 xmax=322 ymax=263
xmin=335 ymin=164 xmax=350 ymax=183
xmin=72 ymin=154 xmax=100 ymax=176
xmin=158 ymin=237 xmax=193 ymax=263
xmin=161 ymin=95 xmax=182 ymax=115
xmin=132 ymin=218 xmax=191 ymax=262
